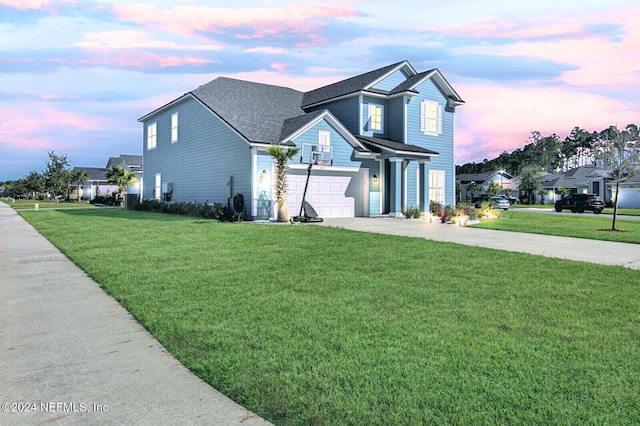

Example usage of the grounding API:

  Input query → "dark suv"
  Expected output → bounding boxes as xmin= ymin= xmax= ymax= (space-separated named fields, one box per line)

xmin=554 ymin=193 xmax=604 ymax=214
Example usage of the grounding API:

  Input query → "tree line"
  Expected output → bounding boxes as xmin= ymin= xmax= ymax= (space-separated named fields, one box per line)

xmin=456 ymin=124 xmax=639 ymax=176
xmin=1 ymin=151 xmax=136 ymax=203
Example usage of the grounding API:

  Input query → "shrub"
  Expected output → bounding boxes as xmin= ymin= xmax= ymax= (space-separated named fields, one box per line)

xmin=463 ymin=205 xmax=478 ymax=221
xmin=401 ymin=206 xmax=422 ymax=219
xmin=132 ymin=199 xmax=246 ymax=222
xmin=429 ymin=201 xmax=442 ymax=216
xmin=91 ymin=194 xmax=118 ymax=206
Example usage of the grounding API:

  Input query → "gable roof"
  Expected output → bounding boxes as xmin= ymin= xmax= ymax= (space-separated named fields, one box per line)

xmin=302 ymin=61 xmax=465 ymax=108
xmin=301 ymin=61 xmax=410 ymax=107
xmin=191 ymin=77 xmax=305 ymax=144
xmin=72 ymin=167 xmax=109 ymax=182
xmin=139 ymin=60 xmax=462 ymax=153
xmin=391 ymin=69 xmax=465 ymax=105
xmin=457 ymin=171 xmax=513 ymax=183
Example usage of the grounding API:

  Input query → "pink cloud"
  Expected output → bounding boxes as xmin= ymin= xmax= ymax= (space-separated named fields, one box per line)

xmin=436 ymin=20 xmax=585 ymax=41
xmin=454 ymin=83 xmax=638 ymax=164
xmin=0 ymin=106 xmax=109 ymax=152
xmin=76 ymin=30 xmax=223 ymax=51
xmin=112 ymin=2 xmax=362 ymax=43
xmin=0 ymin=0 xmax=52 ymax=10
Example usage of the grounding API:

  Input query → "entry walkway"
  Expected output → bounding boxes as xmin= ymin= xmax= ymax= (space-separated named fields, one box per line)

xmin=0 ymin=203 xmax=271 ymax=425
xmin=317 ymin=217 xmax=640 ymax=270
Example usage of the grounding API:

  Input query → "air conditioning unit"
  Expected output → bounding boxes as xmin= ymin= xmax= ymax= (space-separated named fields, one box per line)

xmin=162 ymin=182 xmax=173 ymax=194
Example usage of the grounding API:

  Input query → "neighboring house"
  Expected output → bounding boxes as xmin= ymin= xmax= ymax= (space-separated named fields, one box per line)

xmin=618 ymin=173 xmax=640 ymax=208
xmin=106 ymin=154 xmax=143 ymax=196
xmin=72 ymin=154 xmax=142 ymax=201
xmin=457 ymin=171 xmax=514 ymax=202
xmin=538 ymin=164 xmax=613 ymax=204
xmin=71 ymin=167 xmax=117 ymax=201
xmin=138 ymin=60 xmax=464 ymax=219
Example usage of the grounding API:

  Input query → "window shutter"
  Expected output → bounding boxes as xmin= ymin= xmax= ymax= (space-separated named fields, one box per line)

xmin=419 ymin=101 xmax=426 ymax=132
xmin=437 ymin=104 xmax=443 ymax=134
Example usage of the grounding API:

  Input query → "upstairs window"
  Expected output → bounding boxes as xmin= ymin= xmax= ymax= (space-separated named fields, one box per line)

xmin=147 ymin=122 xmax=157 ymax=149
xmin=420 ymin=100 xmax=442 ymax=135
xmin=319 ymin=130 xmax=330 ymax=146
xmin=368 ymin=104 xmax=383 ymax=132
xmin=171 ymin=113 xmax=178 ymax=143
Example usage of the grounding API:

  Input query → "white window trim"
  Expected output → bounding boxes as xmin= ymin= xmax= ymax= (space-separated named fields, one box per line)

xmin=429 ymin=170 xmax=446 ymax=205
xmin=147 ymin=122 xmax=157 ymax=150
xmin=154 ymin=173 xmax=161 ymax=200
xmin=367 ymin=103 xmax=384 ymax=133
xmin=319 ymin=130 xmax=330 ymax=146
xmin=419 ymin=100 xmax=442 ymax=136
xmin=171 ymin=113 xmax=178 ymax=143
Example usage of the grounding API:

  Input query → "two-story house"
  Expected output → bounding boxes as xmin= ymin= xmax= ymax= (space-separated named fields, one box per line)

xmin=138 ymin=60 xmax=464 ymax=219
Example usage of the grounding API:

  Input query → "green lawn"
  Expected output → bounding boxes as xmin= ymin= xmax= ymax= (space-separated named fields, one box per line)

xmin=473 ymin=211 xmax=640 ymax=244
xmin=18 ymin=209 xmax=640 ymax=425
xmin=510 ymin=203 xmax=640 ymax=216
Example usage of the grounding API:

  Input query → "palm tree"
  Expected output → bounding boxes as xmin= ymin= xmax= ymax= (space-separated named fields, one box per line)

xmin=69 ymin=169 xmax=89 ymax=203
xmin=266 ymin=144 xmax=300 ymax=222
xmin=466 ymin=181 xmax=477 ymax=202
xmin=106 ymin=165 xmax=137 ymax=206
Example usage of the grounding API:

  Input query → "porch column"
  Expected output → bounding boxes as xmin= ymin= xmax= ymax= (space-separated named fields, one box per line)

xmin=419 ymin=160 xmax=429 ymax=212
xmin=388 ymin=157 xmax=403 ymax=216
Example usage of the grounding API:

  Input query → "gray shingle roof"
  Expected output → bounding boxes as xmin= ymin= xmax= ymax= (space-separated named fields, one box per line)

xmin=355 ymin=135 xmax=438 ymax=156
xmin=457 ymin=171 xmax=513 ymax=183
xmin=72 ymin=167 xmax=109 ymax=182
xmin=280 ymin=110 xmax=327 ymax=141
xmin=301 ymin=61 xmax=407 ymax=107
xmin=389 ymin=70 xmax=434 ymax=95
xmin=119 ymin=154 xmax=142 ymax=167
xmin=191 ymin=77 xmax=305 ymax=144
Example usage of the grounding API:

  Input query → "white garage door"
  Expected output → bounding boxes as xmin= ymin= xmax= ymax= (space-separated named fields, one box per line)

xmin=286 ymin=169 xmax=363 ymax=218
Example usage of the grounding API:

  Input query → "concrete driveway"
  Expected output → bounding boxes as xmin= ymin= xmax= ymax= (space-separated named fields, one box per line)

xmin=316 ymin=217 xmax=640 ymax=270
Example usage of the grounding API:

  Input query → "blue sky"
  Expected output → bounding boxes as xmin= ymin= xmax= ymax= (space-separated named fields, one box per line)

xmin=1 ymin=0 xmax=638 ymax=181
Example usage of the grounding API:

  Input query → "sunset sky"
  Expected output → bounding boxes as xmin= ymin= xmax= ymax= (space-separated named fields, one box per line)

xmin=1 ymin=0 xmax=638 ymax=181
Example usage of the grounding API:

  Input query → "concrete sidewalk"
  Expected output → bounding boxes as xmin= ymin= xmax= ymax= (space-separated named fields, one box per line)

xmin=317 ymin=217 xmax=640 ymax=270
xmin=0 ymin=203 xmax=271 ymax=425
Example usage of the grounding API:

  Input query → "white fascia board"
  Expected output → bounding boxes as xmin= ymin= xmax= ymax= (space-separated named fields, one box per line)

xmin=409 ymin=69 xmax=465 ymax=105
xmin=288 ymin=164 xmax=361 ymax=173
xmin=364 ymin=140 xmax=439 ymax=159
xmin=281 ymin=110 xmax=368 ymax=152
xmin=362 ymin=90 xmax=416 ymax=100
xmin=137 ymin=93 xmax=190 ymax=122
xmin=365 ymin=61 xmax=416 ymax=90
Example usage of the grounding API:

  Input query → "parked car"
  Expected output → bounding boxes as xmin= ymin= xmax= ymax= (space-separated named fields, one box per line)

xmin=554 ymin=193 xmax=604 ymax=214
xmin=475 ymin=196 xmax=510 ymax=210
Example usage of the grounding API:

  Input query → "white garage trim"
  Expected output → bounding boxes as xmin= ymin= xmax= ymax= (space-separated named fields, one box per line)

xmin=286 ymin=168 xmax=367 ymax=218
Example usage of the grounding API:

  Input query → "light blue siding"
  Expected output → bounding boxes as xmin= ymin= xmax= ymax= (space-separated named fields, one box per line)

xmin=387 ymin=97 xmax=405 ymax=142
xmin=361 ymin=159 xmax=381 ymax=216
xmin=307 ymin=97 xmax=360 ymax=134
xmin=406 ymin=78 xmax=456 ymax=207
xmin=142 ymin=96 xmax=251 ymax=205
xmin=405 ymin=162 xmax=418 ymax=208
xmin=255 ymin=152 xmax=274 ymax=219
xmin=291 ymin=120 xmax=362 ymax=168
xmin=372 ymin=68 xmax=410 ymax=91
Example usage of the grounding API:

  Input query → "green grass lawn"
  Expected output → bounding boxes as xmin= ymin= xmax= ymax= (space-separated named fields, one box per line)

xmin=473 ymin=211 xmax=640 ymax=244
xmin=19 ymin=209 xmax=640 ymax=425
xmin=511 ymin=203 xmax=640 ymax=216
xmin=2 ymin=198 xmax=97 ymax=210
